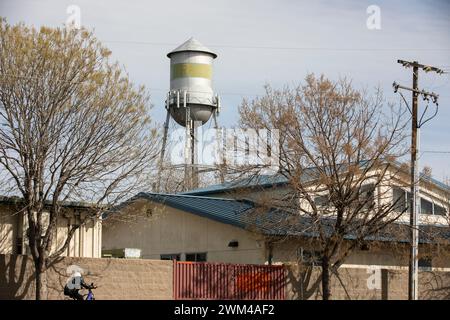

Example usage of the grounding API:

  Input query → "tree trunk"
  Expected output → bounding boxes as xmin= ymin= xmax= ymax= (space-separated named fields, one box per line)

xmin=321 ymin=257 xmax=332 ymax=300
xmin=35 ymin=259 xmax=48 ymax=300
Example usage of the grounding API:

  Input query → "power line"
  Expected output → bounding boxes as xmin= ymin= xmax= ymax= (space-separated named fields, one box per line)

xmin=422 ymin=150 xmax=450 ymax=154
xmin=102 ymin=40 xmax=450 ymax=52
xmin=3 ymin=73 xmax=450 ymax=99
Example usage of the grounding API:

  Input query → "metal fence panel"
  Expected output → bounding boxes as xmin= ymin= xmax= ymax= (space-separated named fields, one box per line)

xmin=174 ymin=261 xmax=286 ymax=300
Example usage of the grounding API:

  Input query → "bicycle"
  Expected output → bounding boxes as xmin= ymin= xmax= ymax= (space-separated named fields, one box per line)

xmin=85 ymin=283 xmax=96 ymax=300
xmin=64 ymin=283 xmax=97 ymax=300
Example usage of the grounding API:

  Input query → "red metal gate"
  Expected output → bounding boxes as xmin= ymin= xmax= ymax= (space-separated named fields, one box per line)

xmin=173 ymin=261 xmax=286 ymax=300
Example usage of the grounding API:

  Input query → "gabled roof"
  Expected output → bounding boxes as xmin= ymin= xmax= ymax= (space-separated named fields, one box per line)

xmin=136 ymin=192 xmax=253 ymax=229
xmin=167 ymin=37 xmax=217 ymax=58
xmin=181 ymin=162 xmax=450 ymax=196
xmin=0 ymin=195 xmax=99 ymax=209
xmin=110 ymin=192 xmax=450 ymax=245
xmin=179 ymin=174 xmax=289 ymax=196
xmin=105 ymin=192 xmax=292 ymax=234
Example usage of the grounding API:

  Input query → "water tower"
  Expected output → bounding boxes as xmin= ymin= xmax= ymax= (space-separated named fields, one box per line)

xmin=159 ymin=38 xmax=221 ymax=191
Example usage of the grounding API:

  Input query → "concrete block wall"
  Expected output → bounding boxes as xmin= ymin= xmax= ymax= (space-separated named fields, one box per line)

xmin=0 ymin=254 xmax=36 ymax=299
xmin=1 ymin=254 xmax=449 ymax=300
xmin=286 ymin=265 xmax=450 ymax=300
xmin=0 ymin=254 xmax=173 ymax=300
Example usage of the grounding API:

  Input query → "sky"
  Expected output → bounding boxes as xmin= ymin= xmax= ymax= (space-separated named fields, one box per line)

xmin=1 ymin=0 xmax=449 ymax=180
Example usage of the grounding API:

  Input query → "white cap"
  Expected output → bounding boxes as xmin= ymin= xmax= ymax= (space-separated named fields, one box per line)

xmin=167 ymin=37 xmax=217 ymax=58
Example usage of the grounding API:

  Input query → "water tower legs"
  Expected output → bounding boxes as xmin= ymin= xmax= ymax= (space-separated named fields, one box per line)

xmin=156 ymin=107 xmax=222 ymax=192
xmin=155 ymin=110 xmax=171 ymax=192
xmin=184 ymin=106 xmax=199 ymax=190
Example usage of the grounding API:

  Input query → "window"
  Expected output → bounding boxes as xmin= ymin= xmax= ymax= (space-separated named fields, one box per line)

xmin=185 ymin=252 xmax=207 ymax=262
xmin=360 ymin=184 xmax=375 ymax=209
xmin=160 ymin=253 xmax=180 ymax=261
xmin=393 ymin=187 xmax=406 ymax=212
xmin=297 ymin=248 xmax=322 ymax=266
xmin=421 ymin=198 xmax=433 ymax=215
xmin=434 ymin=204 xmax=447 ymax=216
xmin=392 ymin=187 xmax=447 ymax=216
xmin=314 ymin=194 xmax=329 ymax=207
xmin=418 ymin=257 xmax=432 ymax=269
xmin=360 ymin=184 xmax=375 ymax=198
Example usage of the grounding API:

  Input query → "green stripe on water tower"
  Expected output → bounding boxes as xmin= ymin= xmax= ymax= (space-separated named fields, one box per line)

xmin=171 ymin=63 xmax=212 ymax=79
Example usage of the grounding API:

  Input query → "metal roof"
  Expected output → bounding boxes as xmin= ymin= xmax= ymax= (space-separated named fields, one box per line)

xmin=277 ymin=215 xmax=450 ymax=244
xmin=179 ymin=173 xmax=291 ymax=196
xmin=0 ymin=195 xmax=100 ymax=209
xmin=123 ymin=192 xmax=293 ymax=234
xmin=167 ymin=37 xmax=217 ymax=58
xmin=116 ymin=192 xmax=450 ymax=245
xmin=181 ymin=162 xmax=450 ymax=196
xmin=180 ymin=167 xmax=325 ymax=196
xmin=135 ymin=192 xmax=254 ymax=229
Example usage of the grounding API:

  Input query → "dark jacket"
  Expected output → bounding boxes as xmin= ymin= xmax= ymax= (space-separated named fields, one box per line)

xmin=64 ymin=276 xmax=93 ymax=295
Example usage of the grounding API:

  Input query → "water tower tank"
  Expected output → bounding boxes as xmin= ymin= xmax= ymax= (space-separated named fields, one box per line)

xmin=166 ymin=38 xmax=220 ymax=126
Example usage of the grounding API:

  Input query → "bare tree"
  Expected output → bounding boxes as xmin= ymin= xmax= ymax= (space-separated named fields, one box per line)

xmin=0 ymin=20 xmax=159 ymax=299
xmin=154 ymin=167 xmax=219 ymax=193
xmin=238 ymin=74 xmax=409 ymax=299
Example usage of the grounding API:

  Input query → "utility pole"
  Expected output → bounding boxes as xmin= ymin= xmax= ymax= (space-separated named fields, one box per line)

xmin=393 ymin=60 xmax=443 ymax=300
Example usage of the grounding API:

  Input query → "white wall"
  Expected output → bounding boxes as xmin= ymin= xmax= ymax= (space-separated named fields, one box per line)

xmin=102 ymin=200 xmax=267 ymax=264
xmin=0 ymin=203 xmax=101 ymax=258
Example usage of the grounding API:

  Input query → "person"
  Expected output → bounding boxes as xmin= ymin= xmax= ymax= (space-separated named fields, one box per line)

xmin=64 ymin=271 xmax=96 ymax=300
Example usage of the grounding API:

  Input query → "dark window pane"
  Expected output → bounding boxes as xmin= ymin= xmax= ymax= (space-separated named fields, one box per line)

xmin=196 ymin=253 xmax=207 ymax=262
xmin=418 ymin=257 xmax=432 ymax=268
xmin=160 ymin=254 xmax=180 ymax=261
xmin=360 ymin=184 xmax=375 ymax=209
xmin=299 ymin=249 xmax=322 ymax=266
xmin=185 ymin=254 xmax=196 ymax=261
xmin=314 ymin=195 xmax=329 ymax=207
xmin=421 ymin=198 xmax=433 ymax=215
xmin=434 ymin=204 xmax=447 ymax=216
xmin=185 ymin=253 xmax=207 ymax=262
xmin=393 ymin=188 xmax=406 ymax=212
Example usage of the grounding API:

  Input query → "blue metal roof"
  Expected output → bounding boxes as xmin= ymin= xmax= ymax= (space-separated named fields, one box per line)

xmin=125 ymin=192 xmax=307 ymax=234
xmin=136 ymin=192 xmax=255 ymax=229
xmin=180 ymin=171 xmax=310 ymax=196
xmin=181 ymin=162 xmax=450 ymax=196
xmin=422 ymin=175 xmax=450 ymax=192
xmin=178 ymin=174 xmax=288 ymax=196
xmin=115 ymin=192 xmax=450 ymax=244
